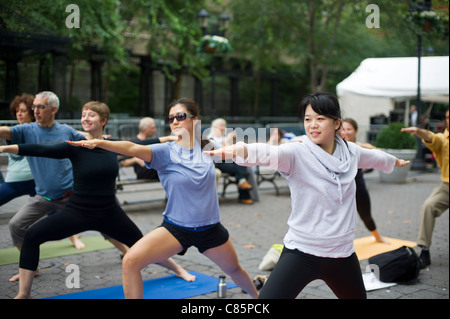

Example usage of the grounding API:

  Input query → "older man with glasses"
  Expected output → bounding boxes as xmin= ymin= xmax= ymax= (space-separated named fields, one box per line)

xmin=0 ymin=91 xmax=86 ymax=281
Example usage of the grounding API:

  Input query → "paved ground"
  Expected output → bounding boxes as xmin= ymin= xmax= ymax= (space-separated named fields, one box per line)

xmin=0 ymin=169 xmax=448 ymax=302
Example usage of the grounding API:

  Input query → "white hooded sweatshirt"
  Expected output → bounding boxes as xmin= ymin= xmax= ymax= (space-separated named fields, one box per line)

xmin=236 ymin=135 xmax=396 ymax=258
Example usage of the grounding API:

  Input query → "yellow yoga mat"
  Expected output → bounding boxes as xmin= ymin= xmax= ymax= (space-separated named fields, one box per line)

xmin=0 ymin=236 xmax=114 ymax=266
xmin=354 ymin=236 xmax=417 ymax=260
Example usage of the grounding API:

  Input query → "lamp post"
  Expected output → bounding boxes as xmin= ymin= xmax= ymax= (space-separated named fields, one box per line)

xmin=197 ymin=9 xmax=210 ymax=36
xmin=410 ymin=0 xmax=432 ymax=171
xmin=197 ymin=9 xmax=230 ymax=121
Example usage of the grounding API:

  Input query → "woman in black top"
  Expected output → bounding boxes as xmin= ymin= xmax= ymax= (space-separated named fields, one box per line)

xmin=0 ymin=101 xmax=194 ymax=299
xmin=340 ymin=118 xmax=389 ymax=243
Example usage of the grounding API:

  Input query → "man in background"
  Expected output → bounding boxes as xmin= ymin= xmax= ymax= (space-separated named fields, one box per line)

xmin=402 ymin=108 xmax=449 ymax=269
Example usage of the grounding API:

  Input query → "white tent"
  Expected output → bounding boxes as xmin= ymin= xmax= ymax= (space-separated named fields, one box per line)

xmin=336 ymin=56 xmax=449 ymax=142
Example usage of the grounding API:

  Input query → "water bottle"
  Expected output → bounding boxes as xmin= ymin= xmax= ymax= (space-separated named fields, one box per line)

xmin=217 ymin=275 xmax=227 ymax=298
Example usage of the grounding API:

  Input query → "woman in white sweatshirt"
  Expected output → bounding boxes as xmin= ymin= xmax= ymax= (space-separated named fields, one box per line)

xmin=204 ymin=92 xmax=410 ymax=299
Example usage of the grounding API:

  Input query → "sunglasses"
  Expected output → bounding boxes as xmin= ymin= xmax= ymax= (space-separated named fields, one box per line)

xmin=31 ymin=104 xmax=50 ymax=110
xmin=166 ymin=112 xmax=195 ymax=124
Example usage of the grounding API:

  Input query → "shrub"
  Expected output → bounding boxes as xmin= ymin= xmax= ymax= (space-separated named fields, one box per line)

xmin=374 ymin=122 xmax=417 ymax=150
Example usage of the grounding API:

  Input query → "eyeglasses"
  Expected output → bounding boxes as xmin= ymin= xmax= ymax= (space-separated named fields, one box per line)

xmin=31 ymin=104 xmax=49 ymax=111
xmin=166 ymin=112 xmax=195 ymax=124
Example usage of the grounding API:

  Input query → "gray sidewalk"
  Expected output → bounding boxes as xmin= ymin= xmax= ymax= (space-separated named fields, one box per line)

xmin=0 ymin=169 xmax=448 ymax=300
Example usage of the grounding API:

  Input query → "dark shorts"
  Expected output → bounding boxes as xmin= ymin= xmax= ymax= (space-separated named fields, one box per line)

xmin=160 ymin=220 xmax=229 ymax=256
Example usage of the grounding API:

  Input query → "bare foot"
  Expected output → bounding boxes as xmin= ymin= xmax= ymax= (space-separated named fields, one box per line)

xmin=13 ymin=292 xmax=31 ymax=299
xmin=176 ymin=269 xmax=196 ymax=282
xmin=70 ymin=235 xmax=86 ymax=250
xmin=9 ymin=269 xmax=39 ymax=282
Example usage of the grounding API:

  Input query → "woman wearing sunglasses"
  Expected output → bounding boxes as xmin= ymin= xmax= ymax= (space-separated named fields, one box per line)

xmin=68 ymin=98 xmax=258 ymax=299
xmin=1 ymin=101 xmax=194 ymax=299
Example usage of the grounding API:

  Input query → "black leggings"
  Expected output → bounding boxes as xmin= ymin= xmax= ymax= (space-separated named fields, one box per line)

xmin=258 ymin=247 xmax=366 ymax=299
xmin=355 ymin=169 xmax=376 ymax=231
xmin=20 ymin=194 xmax=143 ymax=271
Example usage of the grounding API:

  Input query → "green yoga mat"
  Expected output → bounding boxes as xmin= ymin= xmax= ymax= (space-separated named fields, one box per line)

xmin=0 ymin=236 xmax=114 ymax=266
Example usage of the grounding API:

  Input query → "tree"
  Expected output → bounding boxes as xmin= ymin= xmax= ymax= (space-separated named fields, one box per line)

xmin=1 ymin=0 xmax=209 ymax=111
xmin=118 ymin=0 xmax=209 ymax=101
xmin=2 ymin=0 xmax=447 ymax=118
xmin=227 ymin=0 xmax=448 ymax=118
xmin=229 ymin=0 xmax=351 ymax=93
xmin=0 ymin=0 xmax=126 ymax=114
xmin=0 ymin=0 xmax=125 ymax=59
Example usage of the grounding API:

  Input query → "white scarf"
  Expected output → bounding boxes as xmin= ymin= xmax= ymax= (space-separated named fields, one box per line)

xmin=302 ymin=134 xmax=352 ymax=204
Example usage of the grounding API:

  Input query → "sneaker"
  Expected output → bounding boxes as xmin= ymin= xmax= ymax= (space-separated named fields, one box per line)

xmin=242 ymin=275 xmax=268 ymax=293
xmin=237 ymin=180 xmax=252 ymax=190
xmin=253 ymin=275 xmax=268 ymax=290
xmin=239 ymin=199 xmax=253 ymax=205
xmin=418 ymin=248 xmax=431 ymax=269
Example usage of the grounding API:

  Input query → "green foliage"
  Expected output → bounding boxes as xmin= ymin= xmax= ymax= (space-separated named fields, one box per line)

xmin=197 ymin=35 xmax=233 ymax=54
xmin=404 ymin=0 xmax=449 ymax=39
xmin=375 ymin=122 xmax=417 ymax=150
xmin=119 ymin=0 xmax=208 ymax=80
xmin=407 ymin=10 xmax=445 ymax=35
xmin=1 ymin=0 xmax=448 ymax=117
xmin=107 ymin=64 xmax=140 ymax=114
xmin=228 ymin=0 xmax=448 ymax=93
xmin=0 ymin=0 xmax=126 ymax=61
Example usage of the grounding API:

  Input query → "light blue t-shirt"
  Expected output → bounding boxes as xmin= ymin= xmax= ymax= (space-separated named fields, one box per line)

xmin=147 ymin=141 xmax=220 ymax=228
xmin=5 ymin=153 xmax=33 ymax=183
xmin=10 ymin=122 xmax=86 ymax=199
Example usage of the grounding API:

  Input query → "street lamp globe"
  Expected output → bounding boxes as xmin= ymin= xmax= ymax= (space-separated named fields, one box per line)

xmin=219 ymin=12 xmax=230 ymax=30
xmin=197 ymin=9 xmax=210 ymax=29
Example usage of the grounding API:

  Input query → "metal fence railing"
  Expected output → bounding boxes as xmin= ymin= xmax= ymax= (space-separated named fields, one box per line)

xmin=0 ymin=118 xmax=166 ymax=141
xmin=1 ymin=117 xmax=305 ymax=141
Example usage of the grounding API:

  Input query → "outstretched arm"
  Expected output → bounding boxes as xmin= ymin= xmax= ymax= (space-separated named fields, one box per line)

xmin=68 ymin=139 xmax=153 ymax=163
xmin=0 ymin=127 xmax=12 ymax=141
xmin=205 ymin=141 xmax=290 ymax=172
xmin=358 ymin=146 xmax=410 ymax=173
xmin=159 ymin=135 xmax=179 ymax=143
xmin=133 ymin=135 xmax=178 ymax=145
xmin=401 ymin=127 xmax=433 ymax=143
xmin=0 ymin=144 xmax=19 ymax=155
xmin=203 ymin=143 xmax=248 ymax=160
xmin=1 ymin=143 xmax=71 ymax=159
xmin=395 ymin=158 xmax=410 ymax=167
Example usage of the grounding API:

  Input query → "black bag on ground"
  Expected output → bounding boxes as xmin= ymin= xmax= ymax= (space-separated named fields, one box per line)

xmin=368 ymin=246 xmax=420 ymax=284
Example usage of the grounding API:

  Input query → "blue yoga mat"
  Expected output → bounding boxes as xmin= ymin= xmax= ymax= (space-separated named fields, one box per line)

xmin=46 ymin=271 xmax=237 ymax=299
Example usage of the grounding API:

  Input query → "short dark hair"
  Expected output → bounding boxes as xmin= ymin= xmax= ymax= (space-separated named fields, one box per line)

xmin=299 ymin=92 xmax=341 ymax=122
xmin=82 ymin=101 xmax=110 ymax=129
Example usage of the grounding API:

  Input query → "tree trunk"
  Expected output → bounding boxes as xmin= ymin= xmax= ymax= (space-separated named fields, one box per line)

xmin=68 ymin=62 xmax=75 ymax=110
xmin=308 ymin=0 xmax=318 ymax=92
xmin=103 ymin=62 xmax=111 ymax=103
xmin=172 ymin=53 xmax=184 ymax=100
xmin=307 ymin=0 xmax=345 ymax=93
xmin=253 ymin=73 xmax=261 ymax=116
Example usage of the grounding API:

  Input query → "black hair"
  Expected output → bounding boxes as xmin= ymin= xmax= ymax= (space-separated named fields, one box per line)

xmin=299 ymin=92 xmax=342 ymax=124
xmin=167 ymin=97 xmax=200 ymax=117
xmin=166 ymin=97 xmax=210 ymax=149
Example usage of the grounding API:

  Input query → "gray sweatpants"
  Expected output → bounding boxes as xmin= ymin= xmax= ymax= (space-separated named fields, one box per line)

xmin=8 ymin=195 xmax=69 ymax=247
